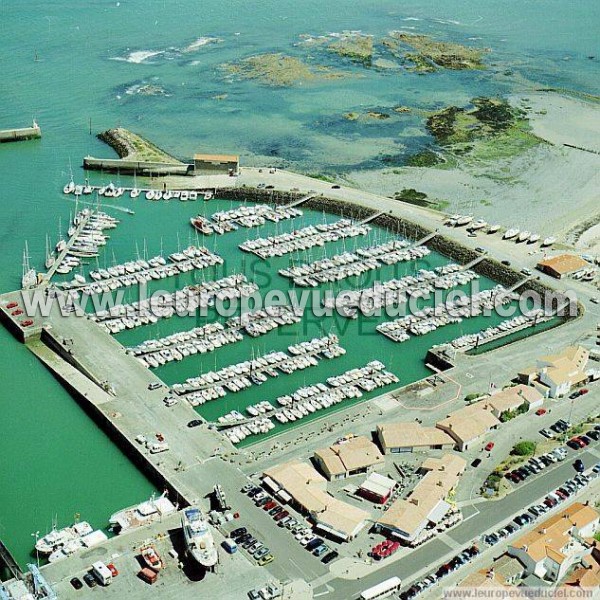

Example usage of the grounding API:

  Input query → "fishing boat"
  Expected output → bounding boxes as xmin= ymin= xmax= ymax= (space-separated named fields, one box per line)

xmin=541 ymin=236 xmax=556 ymax=247
xmin=503 ymin=228 xmax=519 ymax=240
xmin=109 ymin=493 xmax=176 ymax=534
xmin=181 ymin=507 xmax=218 ymax=568
xmin=517 ymin=231 xmax=531 ymax=243
xmin=141 ymin=544 xmax=164 ymax=571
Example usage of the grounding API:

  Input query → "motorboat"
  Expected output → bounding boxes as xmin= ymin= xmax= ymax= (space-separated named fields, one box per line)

xmin=517 ymin=231 xmax=531 ymax=243
xmin=35 ymin=521 xmax=93 ymax=554
xmin=487 ymin=224 xmax=500 ymax=234
xmin=528 ymin=233 xmax=541 ymax=244
xmin=181 ymin=507 xmax=218 ymax=568
xmin=109 ymin=493 xmax=176 ymax=534
xmin=503 ymin=228 xmax=519 ymax=240
xmin=141 ymin=544 xmax=164 ymax=571
xmin=541 ymin=236 xmax=556 ymax=247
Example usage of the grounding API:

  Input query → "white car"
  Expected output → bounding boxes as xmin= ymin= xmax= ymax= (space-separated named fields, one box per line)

xmin=540 ymin=429 xmax=555 ymax=439
xmin=163 ymin=396 xmax=178 ymax=407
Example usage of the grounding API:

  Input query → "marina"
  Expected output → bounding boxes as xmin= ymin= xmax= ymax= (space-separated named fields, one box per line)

xmin=171 ymin=334 xmax=346 ymax=406
xmin=278 ymin=241 xmax=431 ymax=287
xmin=322 ymin=263 xmax=480 ymax=317
xmin=222 ymin=360 xmax=399 ymax=444
xmin=239 ymin=218 xmax=371 ymax=258
xmin=61 ymin=245 xmax=223 ymax=295
xmin=89 ymin=273 xmax=258 ymax=334
xmin=376 ymin=285 xmax=518 ymax=343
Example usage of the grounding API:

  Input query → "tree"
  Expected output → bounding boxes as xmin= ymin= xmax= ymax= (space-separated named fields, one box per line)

xmin=512 ymin=441 xmax=536 ymax=456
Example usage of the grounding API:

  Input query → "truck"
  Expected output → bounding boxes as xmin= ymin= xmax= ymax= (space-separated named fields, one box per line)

xmin=91 ymin=561 xmax=112 ymax=586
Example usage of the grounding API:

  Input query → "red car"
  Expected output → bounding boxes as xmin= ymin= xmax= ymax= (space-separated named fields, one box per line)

xmin=274 ymin=510 xmax=289 ymax=521
xmin=536 ymin=408 xmax=547 ymax=416
xmin=484 ymin=442 xmax=495 ymax=451
xmin=263 ymin=501 xmax=277 ymax=511
xmin=579 ymin=389 xmax=589 ymax=396
xmin=107 ymin=563 xmax=119 ymax=577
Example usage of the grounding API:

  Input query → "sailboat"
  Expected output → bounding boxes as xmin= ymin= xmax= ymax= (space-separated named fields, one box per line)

xmin=45 ymin=234 xmax=55 ymax=269
xmin=22 ymin=242 xmax=37 ymax=288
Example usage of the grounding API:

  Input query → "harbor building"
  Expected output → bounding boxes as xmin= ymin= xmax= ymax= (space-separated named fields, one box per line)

xmin=376 ymin=422 xmax=455 ymax=454
xmin=313 ymin=435 xmax=384 ymax=480
xmin=263 ymin=460 xmax=370 ymax=541
xmin=518 ymin=346 xmax=589 ymax=398
xmin=508 ymin=503 xmax=599 ymax=583
xmin=486 ymin=384 xmax=545 ymax=418
xmin=194 ymin=153 xmax=239 ymax=176
xmin=536 ymin=254 xmax=589 ymax=279
xmin=375 ymin=454 xmax=466 ymax=544
xmin=435 ymin=404 xmax=501 ymax=451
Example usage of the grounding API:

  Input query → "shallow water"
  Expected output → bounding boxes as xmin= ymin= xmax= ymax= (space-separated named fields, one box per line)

xmin=0 ymin=0 xmax=597 ymax=570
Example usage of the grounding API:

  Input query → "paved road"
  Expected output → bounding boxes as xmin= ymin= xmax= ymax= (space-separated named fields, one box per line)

xmin=323 ymin=452 xmax=599 ymax=600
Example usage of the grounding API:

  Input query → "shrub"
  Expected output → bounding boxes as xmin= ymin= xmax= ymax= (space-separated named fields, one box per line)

xmin=512 ymin=441 xmax=536 ymax=457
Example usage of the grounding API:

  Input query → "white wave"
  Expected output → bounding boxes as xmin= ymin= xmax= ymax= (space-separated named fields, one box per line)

xmin=181 ymin=36 xmax=222 ymax=53
xmin=433 ymin=18 xmax=461 ymax=25
xmin=401 ymin=17 xmax=421 ymax=21
xmin=111 ymin=50 xmax=163 ymax=64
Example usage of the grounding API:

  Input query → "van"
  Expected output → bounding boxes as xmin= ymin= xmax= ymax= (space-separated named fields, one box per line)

xmin=91 ymin=562 xmax=112 ymax=586
xmin=139 ymin=567 xmax=158 ymax=585
xmin=222 ymin=538 xmax=238 ymax=554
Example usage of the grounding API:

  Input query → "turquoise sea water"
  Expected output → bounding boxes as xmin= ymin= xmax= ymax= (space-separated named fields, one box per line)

xmin=0 ymin=0 xmax=598 ymax=570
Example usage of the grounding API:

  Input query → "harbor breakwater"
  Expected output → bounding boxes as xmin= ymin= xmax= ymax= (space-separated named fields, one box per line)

xmin=32 ymin=328 xmax=192 ymax=509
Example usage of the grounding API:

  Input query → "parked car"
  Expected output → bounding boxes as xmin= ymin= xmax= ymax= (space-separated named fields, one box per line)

xmin=257 ymin=553 xmax=274 ymax=566
xmin=536 ymin=408 xmax=547 ymax=416
xmin=322 ymin=550 xmax=339 ymax=564
xmin=484 ymin=442 xmax=495 ymax=452
xmin=471 ymin=458 xmax=482 ymax=468
xmin=574 ymin=459 xmax=585 ymax=473
xmin=83 ymin=573 xmax=97 ymax=588
xmin=540 ymin=429 xmax=555 ymax=439
xmin=187 ymin=419 xmax=202 ymax=428
xmin=70 ymin=577 xmax=83 ymax=590
xmin=313 ymin=544 xmax=329 ymax=557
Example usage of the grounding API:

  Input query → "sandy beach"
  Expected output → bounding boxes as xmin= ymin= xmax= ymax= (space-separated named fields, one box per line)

xmin=343 ymin=92 xmax=600 ymax=248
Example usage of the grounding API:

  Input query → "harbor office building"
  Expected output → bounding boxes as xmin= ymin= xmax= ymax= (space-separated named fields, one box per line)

xmin=375 ymin=454 xmax=466 ymax=544
xmin=313 ymin=435 xmax=384 ymax=480
xmin=263 ymin=460 xmax=370 ymax=542
xmin=376 ymin=422 xmax=455 ymax=454
xmin=193 ymin=153 xmax=239 ymax=176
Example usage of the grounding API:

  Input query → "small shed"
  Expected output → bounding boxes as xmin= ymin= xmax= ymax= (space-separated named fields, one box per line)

xmin=194 ymin=153 xmax=239 ymax=176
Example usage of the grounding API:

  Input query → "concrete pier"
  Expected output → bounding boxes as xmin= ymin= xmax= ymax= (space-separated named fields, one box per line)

xmin=0 ymin=123 xmax=41 ymax=143
xmin=83 ymin=156 xmax=192 ymax=176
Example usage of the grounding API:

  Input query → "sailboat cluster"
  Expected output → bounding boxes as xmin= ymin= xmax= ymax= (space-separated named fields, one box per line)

xmin=239 ymin=218 xmax=371 ymax=258
xmin=323 ymin=264 xmax=479 ymax=317
xmin=90 ymin=274 xmax=258 ymax=334
xmin=63 ymin=180 xmax=212 ymax=201
xmin=223 ymin=360 xmax=398 ymax=444
xmin=62 ymin=246 xmax=223 ymax=294
xmin=191 ymin=204 xmax=303 ymax=235
xmin=47 ymin=209 xmax=119 ymax=278
xmin=436 ymin=310 xmax=547 ymax=352
xmin=171 ymin=334 xmax=345 ymax=406
xmin=279 ymin=242 xmax=431 ymax=287
xmin=377 ymin=285 xmax=517 ymax=342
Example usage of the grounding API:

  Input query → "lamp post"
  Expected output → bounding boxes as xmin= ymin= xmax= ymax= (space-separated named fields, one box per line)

xmin=31 ymin=531 xmax=40 ymax=568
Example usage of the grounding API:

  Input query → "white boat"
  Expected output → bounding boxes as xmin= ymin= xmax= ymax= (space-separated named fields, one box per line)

xmin=22 ymin=242 xmax=37 ymax=288
xmin=109 ymin=493 xmax=176 ymax=534
xmin=541 ymin=236 xmax=556 ymax=247
xmin=63 ymin=181 xmax=75 ymax=194
xmin=487 ymin=224 xmax=500 ymax=234
xmin=528 ymin=233 xmax=540 ymax=244
xmin=517 ymin=231 xmax=531 ymax=243
xmin=456 ymin=215 xmax=473 ymax=227
xmin=35 ymin=521 xmax=93 ymax=554
xmin=469 ymin=218 xmax=487 ymax=231
xmin=181 ymin=507 xmax=218 ymax=568
xmin=130 ymin=188 xmax=140 ymax=198
xmin=503 ymin=228 xmax=519 ymax=240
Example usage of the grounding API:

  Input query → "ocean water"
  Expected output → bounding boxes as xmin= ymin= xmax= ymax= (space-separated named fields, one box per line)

xmin=0 ymin=0 xmax=598 ymax=570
